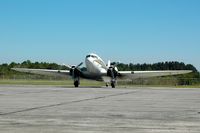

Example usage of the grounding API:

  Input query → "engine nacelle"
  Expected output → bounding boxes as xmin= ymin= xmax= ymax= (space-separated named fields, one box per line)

xmin=107 ymin=66 xmax=118 ymax=78
xmin=70 ymin=67 xmax=80 ymax=78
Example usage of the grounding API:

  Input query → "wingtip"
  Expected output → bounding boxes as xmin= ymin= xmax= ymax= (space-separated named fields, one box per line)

xmin=11 ymin=68 xmax=17 ymax=70
xmin=181 ymin=70 xmax=193 ymax=74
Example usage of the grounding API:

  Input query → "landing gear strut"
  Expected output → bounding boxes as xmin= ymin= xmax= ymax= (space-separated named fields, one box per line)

xmin=111 ymin=80 xmax=116 ymax=88
xmin=68 ymin=62 xmax=83 ymax=88
xmin=107 ymin=66 xmax=118 ymax=88
xmin=73 ymin=76 xmax=80 ymax=87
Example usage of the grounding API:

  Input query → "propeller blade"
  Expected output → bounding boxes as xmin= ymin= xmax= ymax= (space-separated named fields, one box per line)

xmin=62 ymin=62 xmax=83 ymax=70
xmin=107 ymin=60 xmax=111 ymax=68
xmin=113 ymin=62 xmax=120 ymax=67
xmin=62 ymin=63 xmax=72 ymax=69
xmin=76 ymin=62 xmax=83 ymax=68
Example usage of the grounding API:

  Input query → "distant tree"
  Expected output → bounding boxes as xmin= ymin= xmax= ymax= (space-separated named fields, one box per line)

xmin=0 ymin=60 xmax=199 ymax=85
xmin=115 ymin=61 xmax=197 ymax=72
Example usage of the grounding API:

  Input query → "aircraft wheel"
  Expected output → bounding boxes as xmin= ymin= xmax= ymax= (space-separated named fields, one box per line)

xmin=74 ymin=81 xmax=79 ymax=87
xmin=106 ymin=83 xmax=109 ymax=87
xmin=111 ymin=82 xmax=115 ymax=88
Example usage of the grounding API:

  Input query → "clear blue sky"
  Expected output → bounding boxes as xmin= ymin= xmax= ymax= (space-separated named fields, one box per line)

xmin=0 ymin=0 xmax=200 ymax=70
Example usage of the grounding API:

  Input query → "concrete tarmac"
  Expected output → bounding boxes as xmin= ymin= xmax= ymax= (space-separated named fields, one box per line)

xmin=0 ymin=86 xmax=200 ymax=133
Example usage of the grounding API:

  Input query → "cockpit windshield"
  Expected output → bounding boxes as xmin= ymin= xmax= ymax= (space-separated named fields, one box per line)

xmin=86 ymin=55 xmax=90 ymax=58
xmin=86 ymin=54 xmax=98 ymax=59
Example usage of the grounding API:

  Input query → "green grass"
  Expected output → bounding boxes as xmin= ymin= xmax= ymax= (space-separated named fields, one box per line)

xmin=0 ymin=79 xmax=104 ymax=87
xmin=118 ymin=84 xmax=200 ymax=88
xmin=0 ymin=79 xmax=199 ymax=88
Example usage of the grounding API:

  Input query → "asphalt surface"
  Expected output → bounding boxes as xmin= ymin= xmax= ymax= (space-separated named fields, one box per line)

xmin=0 ymin=86 xmax=200 ymax=133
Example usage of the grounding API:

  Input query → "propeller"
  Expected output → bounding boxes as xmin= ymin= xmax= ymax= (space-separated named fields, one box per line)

xmin=107 ymin=62 xmax=119 ymax=78
xmin=109 ymin=62 xmax=119 ymax=73
xmin=62 ymin=62 xmax=83 ymax=70
xmin=107 ymin=60 xmax=111 ymax=68
xmin=62 ymin=62 xmax=83 ymax=78
xmin=76 ymin=62 xmax=83 ymax=68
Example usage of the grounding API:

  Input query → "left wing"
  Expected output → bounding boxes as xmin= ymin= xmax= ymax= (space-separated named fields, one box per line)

xmin=118 ymin=70 xmax=192 ymax=79
xmin=12 ymin=68 xmax=70 ymax=78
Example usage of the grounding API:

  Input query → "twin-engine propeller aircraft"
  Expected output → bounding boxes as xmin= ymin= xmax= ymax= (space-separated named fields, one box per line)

xmin=12 ymin=53 xmax=192 ymax=88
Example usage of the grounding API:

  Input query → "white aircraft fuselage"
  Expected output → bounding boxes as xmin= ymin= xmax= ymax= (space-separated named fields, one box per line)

xmin=85 ymin=53 xmax=108 ymax=76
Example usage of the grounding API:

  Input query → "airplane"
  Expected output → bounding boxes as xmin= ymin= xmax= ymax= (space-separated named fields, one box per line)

xmin=12 ymin=53 xmax=192 ymax=88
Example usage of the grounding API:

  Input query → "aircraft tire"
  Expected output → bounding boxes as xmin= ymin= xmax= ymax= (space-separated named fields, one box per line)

xmin=106 ymin=83 xmax=109 ymax=87
xmin=111 ymin=82 xmax=115 ymax=88
xmin=74 ymin=81 xmax=79 ymax=87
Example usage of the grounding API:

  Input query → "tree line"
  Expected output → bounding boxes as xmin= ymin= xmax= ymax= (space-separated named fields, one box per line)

xmin=0 ymin=60 xmax=199 ymax=74
xmin=114 ymin=61 xmax=197 ymax=72
xmin=114 ymin=62 xmax=200 ymax=85
xmin=0 ymin=60 xmax=67 ymax=78
xmin=0 ymin=60 xmax=199 ymax=85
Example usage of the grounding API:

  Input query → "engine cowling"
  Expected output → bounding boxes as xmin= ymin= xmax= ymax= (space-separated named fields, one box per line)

xmin=107 ymin=66 xmax=118 ymax=78
xmin=70 ymin=66 xmax=80 ymax=78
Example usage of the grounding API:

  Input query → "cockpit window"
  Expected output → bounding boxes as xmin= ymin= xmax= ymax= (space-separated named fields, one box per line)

xmin=86 ymin=55 xmax=98 ymax=59
xmin=91 ymin=55 xmax=97 ymax=58
xmin=86 ymin=55 xmax=90 ymax=58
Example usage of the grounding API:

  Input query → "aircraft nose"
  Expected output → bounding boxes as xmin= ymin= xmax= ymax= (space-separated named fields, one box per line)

xmin=85 ymin=56 xmax=92 ymax=64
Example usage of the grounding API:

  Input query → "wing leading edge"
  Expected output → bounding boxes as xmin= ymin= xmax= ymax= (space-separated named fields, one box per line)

xmin=12 ymin=68 xmax=192 ymax=81
xmin=118 ymin=70 xmax=192 ymax=79
xmin=11 ymin=68 xmax=70 ymax=78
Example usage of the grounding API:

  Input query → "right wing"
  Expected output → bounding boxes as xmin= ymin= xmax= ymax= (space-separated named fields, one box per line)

xmin=118 ymin=70 xmax=192 ymax=80
xmin=12 ymin=68 xmax=70 ymax=78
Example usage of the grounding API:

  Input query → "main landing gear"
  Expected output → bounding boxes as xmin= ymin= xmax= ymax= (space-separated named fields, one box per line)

xmin=111 ymin=82 xmax=115 ymax=88
xmin=111 ymin=79 xmax=116 ymax=88
xmin=105 ymin=80 xmax=116 ymax=88
xmin=107 ymin=66 xmax=118 ymax=88
xmin=74 ymin=80 xmax=79 ymax=87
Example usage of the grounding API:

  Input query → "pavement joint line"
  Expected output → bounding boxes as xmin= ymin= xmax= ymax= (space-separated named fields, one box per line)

xmin=0 ymin=90 xmax=138 ymax=116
